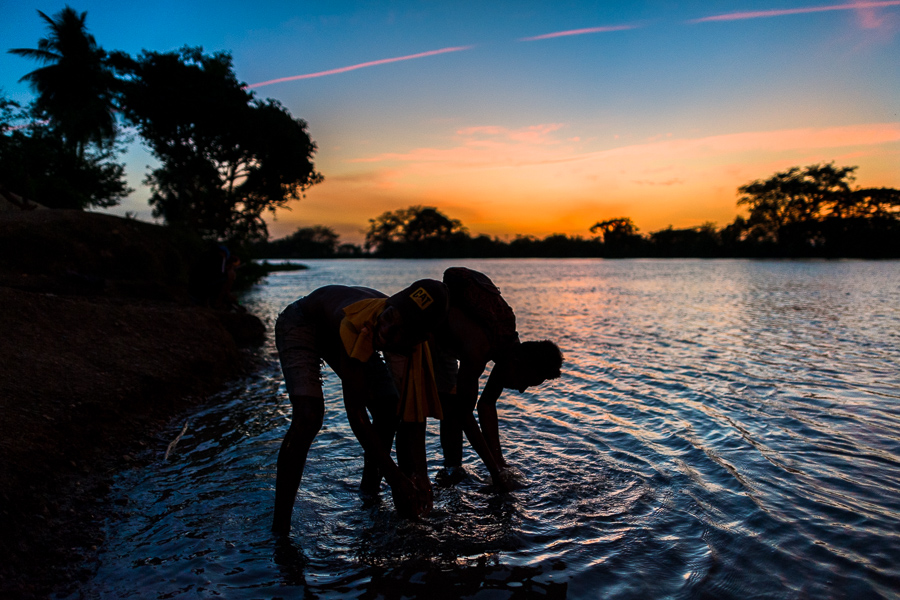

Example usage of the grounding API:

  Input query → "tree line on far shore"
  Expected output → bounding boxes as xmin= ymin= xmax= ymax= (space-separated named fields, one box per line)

xmin=256 ymin=163 xmax=900 ymax=259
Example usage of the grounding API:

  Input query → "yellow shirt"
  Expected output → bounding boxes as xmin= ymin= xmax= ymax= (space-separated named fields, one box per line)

xmin=340 ymin=298 xmax=442 ymax=422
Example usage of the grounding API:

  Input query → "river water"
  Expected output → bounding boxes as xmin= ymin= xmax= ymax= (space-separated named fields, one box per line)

xmin=71 ymin=259 xmax=900 ymax=599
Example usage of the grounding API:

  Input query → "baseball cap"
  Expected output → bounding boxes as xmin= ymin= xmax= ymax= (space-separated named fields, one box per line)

xmin=385 ymin=278 xmax=449 ymax=333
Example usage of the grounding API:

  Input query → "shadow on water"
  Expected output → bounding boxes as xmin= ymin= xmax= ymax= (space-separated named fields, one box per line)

xmin=273 ymin=535 xmax=568 ymax=599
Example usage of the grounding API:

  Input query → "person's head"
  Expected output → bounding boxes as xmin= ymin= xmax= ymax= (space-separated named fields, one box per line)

xmin=503 ymin=340 xmax=563 ymax=393
xmin=375 ymin=279 xmax=449 ymax=352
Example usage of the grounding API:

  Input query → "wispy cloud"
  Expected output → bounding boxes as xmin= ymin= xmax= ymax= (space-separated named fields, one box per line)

xmin=352 ymin=123 xmax=571 ymax=165
xmin=852 ymin=0 xmax=900 ymax=27
xmin=693 ymin=1 xmax=900 ymax=23
xmin=456 ymin=124 xmax=566 ymax=143
xmin=350 ymin=122 xmax=900 ymax=171
xmin=632 ymin=178 xmax=685 ymax=186
xmin=245 ymin=45 xmax=474 ymax=88
xmin=542 ymin=123 xmax=900 ymax=169
xmin=520 ymin=24 xmax=638 ymax=41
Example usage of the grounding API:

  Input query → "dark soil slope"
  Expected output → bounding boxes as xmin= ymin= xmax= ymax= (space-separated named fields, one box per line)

xmin=0 ymin=210 xmax=265 ymax=598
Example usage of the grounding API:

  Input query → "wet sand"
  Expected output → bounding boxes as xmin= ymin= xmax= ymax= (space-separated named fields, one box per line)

xmin=0 ymin=210 xmax=264 ymax=599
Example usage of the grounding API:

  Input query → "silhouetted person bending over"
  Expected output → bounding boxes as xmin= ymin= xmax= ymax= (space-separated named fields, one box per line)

xmin=434 ymin=267 xmax=562 ymax=487
xmin=272 ymin=280 xmax=448 ymax=533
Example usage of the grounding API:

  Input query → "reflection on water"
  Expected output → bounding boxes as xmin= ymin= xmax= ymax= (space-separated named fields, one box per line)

xmin=72 ymin=259 xmax=900 ymax=599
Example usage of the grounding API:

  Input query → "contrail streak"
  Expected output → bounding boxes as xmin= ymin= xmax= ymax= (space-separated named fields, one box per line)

xmin=246 ymin=45 xmax=474 ymax=89
xmin=520 ymin=25 xmax=637 ymax=41
xmin=693 ymin=0 xmax=900 ymax=22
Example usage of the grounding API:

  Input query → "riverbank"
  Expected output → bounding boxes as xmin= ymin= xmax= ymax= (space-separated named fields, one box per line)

xmin=0 ymin=210 xmax=266 ymax=599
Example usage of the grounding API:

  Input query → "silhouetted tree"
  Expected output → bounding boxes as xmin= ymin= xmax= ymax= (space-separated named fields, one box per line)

xmin=365 ymin=205 xmax=467 ymax=255
xmin=590 ymin=217 xmax=637 ymax=241
xmin=0 ymin=126 xmax=129 ymax=210
xmin=733 ymin=163 xmax=899 ymax=255
xmin=336 ymin=243 xmax=364 ymax=257
xmin=590 ymin=217 xmax=645 ymax=256
xmin=0 ymin=93 xmax=21 ymax=141
xmin=504 ymin=234 xmax=535 ymax=256
xmin=718 ymin=216 xmax=756 ymax=255
xmin=0 ymin=95 xmax=16 ymax=125
xmin=119 ymin=47 xmax=322 ymax=245
xmin=9 ymin=7 xmax=118 ymax=157
xmin=0 ymin=90 xmax=130 ymax=209
xmin=6 ymin=9 xmax=129 ymax=209
xmin=466 ymin=234 xmax=508 ymax=257
xmin=838 ymin=187 xmax=900 ymax=219
xmin=649 ymin=222 xmax=720 ymax=257
xmin=405 ymin=206 xmax=466 ymax=243
xmin=737 ymin=163 xmax=856 ymax=243
xmin=259 ymin=225 xmax=340 ymax=258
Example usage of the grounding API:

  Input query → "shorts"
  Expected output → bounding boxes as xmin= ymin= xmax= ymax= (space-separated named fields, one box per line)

xmin=275 ymin=299 xmax=398 ymax=400
xmin=384 ymin=343 xmax=458 ymax=396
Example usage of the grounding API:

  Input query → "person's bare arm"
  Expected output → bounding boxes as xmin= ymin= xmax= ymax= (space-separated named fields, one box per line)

xmin=476 ymin=367 xmax=507 ymax=468
xmin=456 ymin=360 xmax=505 ymax=483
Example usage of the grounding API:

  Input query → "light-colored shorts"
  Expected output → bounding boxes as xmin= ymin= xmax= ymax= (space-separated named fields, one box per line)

xmin=275 ymin=299 xmax=398 ymax=400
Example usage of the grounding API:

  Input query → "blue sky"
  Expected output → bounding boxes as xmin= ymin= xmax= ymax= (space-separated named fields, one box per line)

xmin=3 ymin=1 xmax=898 ymax=241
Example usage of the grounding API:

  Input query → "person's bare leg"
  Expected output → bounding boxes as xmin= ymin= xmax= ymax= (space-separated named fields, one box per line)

xmin=396 ymin=421 xmax=432 ymax=515
xmin=439 ymin=392 xmax=464 ymax=468
xmin=273 ymin=394 xmax=324 ymax=534
xmin=360 ymin=396 xmax=398 ymax=496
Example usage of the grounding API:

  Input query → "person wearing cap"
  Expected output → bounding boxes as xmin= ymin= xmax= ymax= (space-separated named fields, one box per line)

xmin=433 ymin=268 xmax=563 ymax=488
xmin=272 ymin=279 xmax=448 ymax=534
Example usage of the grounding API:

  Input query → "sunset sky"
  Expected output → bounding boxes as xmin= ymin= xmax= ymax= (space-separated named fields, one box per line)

xmin=2 ymin=1 xmax=899 ymax=243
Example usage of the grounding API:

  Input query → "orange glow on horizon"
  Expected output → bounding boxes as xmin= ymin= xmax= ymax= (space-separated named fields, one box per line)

xmin=265 ymin=122 xmax=900 ymax=244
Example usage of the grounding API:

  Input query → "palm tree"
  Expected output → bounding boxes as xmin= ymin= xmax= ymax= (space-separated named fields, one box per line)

xmin=9 ymin=6 xmax=118 ymax=157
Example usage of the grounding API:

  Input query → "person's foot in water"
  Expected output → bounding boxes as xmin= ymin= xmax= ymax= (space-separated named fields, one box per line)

xmin=435 ymin=465 xmax=470 ymax=487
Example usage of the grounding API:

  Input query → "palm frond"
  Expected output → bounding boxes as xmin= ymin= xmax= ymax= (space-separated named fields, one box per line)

xmin=8 ymin=47 xmax=62 ymax=63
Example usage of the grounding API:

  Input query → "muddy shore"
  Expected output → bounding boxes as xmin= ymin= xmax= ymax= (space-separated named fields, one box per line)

xmin=0 ymin=210 xmax=266 ymax=599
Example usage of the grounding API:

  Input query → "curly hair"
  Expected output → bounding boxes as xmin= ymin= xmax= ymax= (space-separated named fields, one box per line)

xmin=515 ymin=340 xmax=563 ymax=380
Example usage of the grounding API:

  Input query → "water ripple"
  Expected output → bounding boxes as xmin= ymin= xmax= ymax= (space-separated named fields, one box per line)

xmin=73 ymin=259 xmax=900 ymax=599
